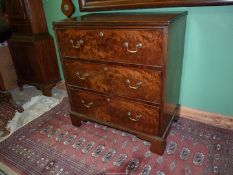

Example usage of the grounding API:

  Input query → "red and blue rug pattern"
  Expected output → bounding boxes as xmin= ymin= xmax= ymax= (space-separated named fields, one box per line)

xmin=0 ymin=98 xmax=232 ymax=175
xmin=0 ymin=100 xmax=17 ymax=139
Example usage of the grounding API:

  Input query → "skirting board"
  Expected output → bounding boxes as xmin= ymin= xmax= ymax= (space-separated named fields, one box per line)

xmin=55 ymin=81 xmax=233 ymax=130
xmin=179 ymin=106 xmax=233 ymax=130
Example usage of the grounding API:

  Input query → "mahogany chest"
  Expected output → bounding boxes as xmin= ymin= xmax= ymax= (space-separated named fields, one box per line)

xmin=54 ymin=12 xmax=187 ymax=154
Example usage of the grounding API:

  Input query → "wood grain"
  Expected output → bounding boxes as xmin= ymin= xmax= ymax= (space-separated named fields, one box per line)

xmin=54 ymin=12 xmax=187 ymax=154
xmin=108 ymin=95 xmax=160 ymax=135
xmin=56 ymin=29 xmax=163 ymax=66
xmin=63 ymin=59 xmax=162 ymax=103
xmin=69 ymin=88 xmax=159 ymax=135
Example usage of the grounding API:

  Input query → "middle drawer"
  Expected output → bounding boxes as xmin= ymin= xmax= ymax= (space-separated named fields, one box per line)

xmin=63 ymin=59 xmax=162 ymax=104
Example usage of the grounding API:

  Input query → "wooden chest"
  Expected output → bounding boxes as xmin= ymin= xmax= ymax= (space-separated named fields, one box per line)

xmin=54 ymin=13 xmax=187 ymax=154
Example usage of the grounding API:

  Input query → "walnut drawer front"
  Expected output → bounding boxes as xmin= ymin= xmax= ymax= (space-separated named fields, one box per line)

xmin=63 ymin=59 xmax=162 ymax=103
xmin=69 ymin=88 xmax=159 ymax=135
xmin=56 ymin=29 xmax=163 ymax=66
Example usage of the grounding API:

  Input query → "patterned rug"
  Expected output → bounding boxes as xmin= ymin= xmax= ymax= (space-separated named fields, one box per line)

xmin=0 ymin=100 xmax=16 ymax=140
xmin=0 ymin=98 xmax=232 ymax=175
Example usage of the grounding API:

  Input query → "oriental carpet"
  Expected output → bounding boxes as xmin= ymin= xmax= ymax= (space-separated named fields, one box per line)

xmin=0 ymin=98 xmax=232 ymax=175
xmin=0 ymin=100 xmax=16 ymax=140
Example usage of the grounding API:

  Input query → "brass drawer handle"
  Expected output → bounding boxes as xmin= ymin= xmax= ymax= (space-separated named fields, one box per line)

xmin=124 ymin=42 xmax=142 ymax=53
xmin=76 ymin=72 xmax=89 ymax=80
xmin=81 ymin=100 xmax=93 ymax=108
xmin=99 ymin=32 xmax=104 ymax=37
xmin=70 ymin=39 xmax=84 ymax=48
xmin=127 ymin=112 xmax=142 ymax=122
xmin=126 ymin=79 xmax=142 ymax=90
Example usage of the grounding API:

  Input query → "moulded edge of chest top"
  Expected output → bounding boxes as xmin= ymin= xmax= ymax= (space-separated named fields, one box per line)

xmin=53 ymin=12 xmax=188 ymax=28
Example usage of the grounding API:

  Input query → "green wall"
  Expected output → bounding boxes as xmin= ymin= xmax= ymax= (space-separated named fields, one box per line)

xmin=42 ymin=0 xmax=233 ymax=117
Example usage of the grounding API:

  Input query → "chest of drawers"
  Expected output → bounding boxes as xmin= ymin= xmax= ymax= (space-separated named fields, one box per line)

xmin=54 ymin=13 xmax=187 ymax=154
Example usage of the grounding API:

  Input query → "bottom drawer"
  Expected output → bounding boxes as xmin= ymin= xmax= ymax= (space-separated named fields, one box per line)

xmin=69 ymin=88 xmax=159 ymax=135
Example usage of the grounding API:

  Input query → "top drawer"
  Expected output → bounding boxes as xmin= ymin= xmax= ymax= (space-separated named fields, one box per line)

xmin=56 ymin=29 xmax=163 ymax=66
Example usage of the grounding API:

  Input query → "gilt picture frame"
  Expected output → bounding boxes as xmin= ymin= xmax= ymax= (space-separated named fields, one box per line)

xmin=78 ymin=0 xmax=233 ymax=12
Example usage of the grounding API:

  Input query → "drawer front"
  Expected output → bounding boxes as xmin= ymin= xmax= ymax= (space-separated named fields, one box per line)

xmin=69 ymin=88 xmax=159 ymax=135
xmin=69 ymin=88 xmax=109 ymax=122
xmin=64 ymin=59 xmax=161 ymax=103
xmin=108 ymin=96 xmax=159 ymax=135
xmin=56 ymin=29 xmax=163 ymax=66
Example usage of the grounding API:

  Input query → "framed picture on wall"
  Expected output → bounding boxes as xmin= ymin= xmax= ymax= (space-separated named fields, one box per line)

xmin=78 ymin=0 xmax=233 ymax=12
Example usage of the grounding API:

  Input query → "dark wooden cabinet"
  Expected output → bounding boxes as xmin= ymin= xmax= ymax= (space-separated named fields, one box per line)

xmin=54 ymin=12 xmax=187 ymax=154
xmin=5 ymin=0 xmax=48 ymax=34
xmin=5 ymin=0 xmax=60 ymax=96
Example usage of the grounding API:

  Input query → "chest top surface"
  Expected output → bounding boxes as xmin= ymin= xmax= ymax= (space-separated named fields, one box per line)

xmin=53 ymin=12 xmax=187 ymax=27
